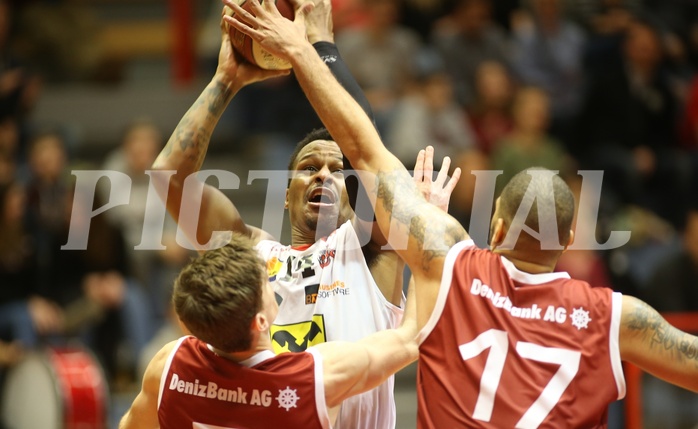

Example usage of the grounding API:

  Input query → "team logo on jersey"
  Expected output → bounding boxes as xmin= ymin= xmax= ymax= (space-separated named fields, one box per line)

xmin=266 ymin=257 xmax=284 ymax=281
xmin=317 ymin=249 xmax=336 ymax=268
xmin=276 ymin=386 xmax=300 ymax=411
xmin=570 ymin=307 xmax=592 ymax=330
xmin=270 ymin=314 xmax=326 ymax=353
xmin=304 ymin=283 xmax=320 ymax=304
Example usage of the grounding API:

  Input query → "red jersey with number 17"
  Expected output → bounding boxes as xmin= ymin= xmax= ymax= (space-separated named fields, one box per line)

xmin=417 ymin=240 xmax=625 ymax=429
xmin=158 ymin=336 xmax=331 ymax=429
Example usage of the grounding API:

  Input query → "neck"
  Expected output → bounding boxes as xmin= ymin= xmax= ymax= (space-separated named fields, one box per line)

xmin=211 ymin=344 xmax=274 ymax=363
xmin=492 ymin=249 xmax=558 ymax=274
xmin=290 ymin=221 xmax=338 ymax=247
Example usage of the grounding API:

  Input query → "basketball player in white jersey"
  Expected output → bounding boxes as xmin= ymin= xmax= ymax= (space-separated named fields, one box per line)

xmin=226 ymin=1 xmax=698 ymax=427
xmin=150 ymin=1 xmax=460 ymax=428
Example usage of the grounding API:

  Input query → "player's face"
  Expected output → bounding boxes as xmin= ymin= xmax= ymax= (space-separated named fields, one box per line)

xmin=285 ymin=140 xmax=353 ymax=238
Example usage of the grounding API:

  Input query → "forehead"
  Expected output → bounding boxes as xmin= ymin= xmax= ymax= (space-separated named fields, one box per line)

xmin=296 ymin=140 xmax=342 ymax=164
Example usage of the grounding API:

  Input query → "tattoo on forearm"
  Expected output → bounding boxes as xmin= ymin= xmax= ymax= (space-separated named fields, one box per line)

xmin=208 ymin=81 xmax=233 ymax=116
xmin=376 ymin=171 xmax=465 ymax=271
xmin=626 ymin=300 xmax=698 ymax=366
xmin=161 ymin=79 xmax=233 ymax=165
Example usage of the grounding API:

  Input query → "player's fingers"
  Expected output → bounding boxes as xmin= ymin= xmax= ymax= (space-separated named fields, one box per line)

xmin=224 ymin=14 xmax=258 ymax=40
xmin=435 ymin=156 xmax=451 ymax=187
xmin=297 ymin=2 xmax=314 ymax=21
xmin=423 ymin=146 xmax=434 ymax=184
xmin=446 ymin=167 xmax=462 ymax=193
xmin=223 ymin=0 xmax=256 ymax=27
xmin=260 ymin=0 xmax=281 ymax=16
xmin=413 ymin=149 xmax=425 ymax=182
xmin=246 ymin=0 xmax=268 ymax=17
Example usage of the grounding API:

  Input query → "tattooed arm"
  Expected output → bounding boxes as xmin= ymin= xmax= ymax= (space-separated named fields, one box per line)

xmin=151 ymin=11 xmax=287 ymax=248
xmin=223 ymin=0 xmax=466 ymax=326
xmin=620 ymin=295 xmax=698 ymax=392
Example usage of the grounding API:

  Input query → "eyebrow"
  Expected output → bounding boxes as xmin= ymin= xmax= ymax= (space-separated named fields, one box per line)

xmin=296 ymin=152 xmax=343 ymax=164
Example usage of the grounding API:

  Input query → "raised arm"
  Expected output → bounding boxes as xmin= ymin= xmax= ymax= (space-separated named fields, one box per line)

xmin=118 ymin=341 xmax=176 ymax=429
xmin=619 ymin=295 xmax=698 ymax=392
xmin=223 ymin=0 xmax=467 ymax=325
xmin=151 ymin=10 xmax=286 ymax=248
xmin=313 ymin=280 xmax=419 ymax=411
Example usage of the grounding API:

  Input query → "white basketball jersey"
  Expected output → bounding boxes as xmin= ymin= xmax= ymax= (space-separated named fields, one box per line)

xmin=256 ymin=220 xmax=404 ymax=429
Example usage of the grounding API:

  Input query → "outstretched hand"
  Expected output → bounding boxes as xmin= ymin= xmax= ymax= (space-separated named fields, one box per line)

xmin=413 ymin=146 xmax=462 ymax=213
xmin=222 ymin=0 xmax=314 ymax=62
xmin=216 ymin=5 xmax=290 ymax=87
xmin=305 ymin=0 xmax=334 ymax=44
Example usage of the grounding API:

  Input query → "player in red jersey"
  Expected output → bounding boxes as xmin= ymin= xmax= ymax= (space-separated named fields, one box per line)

xmin=225 ymin=1 xmax=698 ymax=427
xmin=118 ymin=233 xmax=418 ymax=429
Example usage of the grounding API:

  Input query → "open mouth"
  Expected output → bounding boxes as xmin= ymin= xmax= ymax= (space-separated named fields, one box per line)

xmin=307 ymin=187 xmax=336 ymax=206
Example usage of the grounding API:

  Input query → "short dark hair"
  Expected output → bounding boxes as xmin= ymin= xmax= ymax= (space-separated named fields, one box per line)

xmin=172 ymin=234 xmax=266 ymax=352
xmin=499 ymin=167 xmax=575 ymax=247
xmin=287 ymin=127 xmax=335 ymax=171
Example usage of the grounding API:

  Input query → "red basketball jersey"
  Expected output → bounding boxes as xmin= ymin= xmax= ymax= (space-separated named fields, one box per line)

xmin=417 ymin=241 xmax=625 ymax=429
xmin=158 ymin=336 xmax=330 ymax=429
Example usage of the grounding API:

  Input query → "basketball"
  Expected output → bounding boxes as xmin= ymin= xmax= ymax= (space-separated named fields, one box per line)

xmin=226 ymin=0 xmax=295 ymax=70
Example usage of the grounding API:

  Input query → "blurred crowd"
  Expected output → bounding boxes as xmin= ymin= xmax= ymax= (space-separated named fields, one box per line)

xmin=0 ymin=0 xmax=698 ymax=427
xmin=223 ymin=0 xmax=698 ymax=313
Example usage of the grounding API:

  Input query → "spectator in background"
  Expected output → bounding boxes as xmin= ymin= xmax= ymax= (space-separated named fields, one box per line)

xmin=510 ymin=0 xmax=586 ymax=144
xmin=466 ymin=60 xmax=515 ymax=156
xmin=644 ymin=209 xmax=698 ymax=313
xmin=491 ymin=86 xmax=575 ymax=195
xmin=42 ymin=185 xmax=155 ymax=387
xmin=101 ymin=118 xmax=163 ymax=285
xmin=25 ymin=131 xmax=71 ymax=254
xmin=576 ymin=19 xmax=690 ymax=229
xmin=0 ymin=116 xmax=18 ymax=185
xmin=644 ymin=0 xmax=698 ymax=72
xmin=574 ymin=0 xmax=638 ymax=78
xmin=13 ymin=0 xmax=111 ymax=83
xmin=23 ymin=131 xmax=74 ymax=299
xmin=0 ymin=181 xmax=63 ymax=351
xmin=567 ymin=0 xmax=642 ymax=33
xmin=431 ymin=0 xmax=511 ymax=109
xmin=385 ymin=48 xmax=475 ymax=166
xmin=335 ymin=0 xmax=422 ymax=133
xmin=100 ymin=118 xmax=188 ymax=331
xmin=450 ymin=60 xmax=515 ymax=229
xmin=399 ymin=0 xmax=451 ymax=43
xmin=0 ymin=0 xmax=41 ymax=161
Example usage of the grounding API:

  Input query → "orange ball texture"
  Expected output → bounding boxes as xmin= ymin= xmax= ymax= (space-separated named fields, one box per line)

xmin=227 ymin=0 xmax=295 ymax=70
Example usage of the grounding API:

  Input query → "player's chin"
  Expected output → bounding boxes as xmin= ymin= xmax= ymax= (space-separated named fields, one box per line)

xmin=306 ymin=209 xmax=341 ymax=229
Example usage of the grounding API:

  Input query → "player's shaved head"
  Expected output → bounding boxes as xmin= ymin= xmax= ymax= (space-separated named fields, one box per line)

xmin=498 ymin=167 xmax=575 ymax=248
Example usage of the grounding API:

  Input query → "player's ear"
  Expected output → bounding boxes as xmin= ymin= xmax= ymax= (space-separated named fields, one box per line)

xmin=284 ymin=189 xmax=289 ymax=209
xmin=562 ymin=229 xmax=574 ymax=252
xmin=490 ymin=218 xmax=505 ymax=249
xmin=254 ymin=312 xmax=270 ymax=332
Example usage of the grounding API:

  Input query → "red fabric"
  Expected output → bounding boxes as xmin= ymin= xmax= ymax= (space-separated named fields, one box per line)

xmin=418 ymin=246 xmax=620 ymax=428
xmin=159 ymin=337 xmax=325 ymax=429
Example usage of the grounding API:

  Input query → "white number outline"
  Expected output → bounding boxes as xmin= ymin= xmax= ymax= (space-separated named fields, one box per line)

xmin=193 ymin=423 xmax=239 ymax=429
xmin=459 ymin=329 xmax=581 ymax=429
